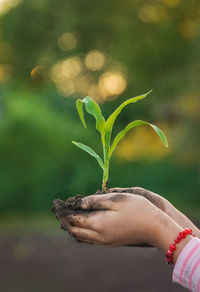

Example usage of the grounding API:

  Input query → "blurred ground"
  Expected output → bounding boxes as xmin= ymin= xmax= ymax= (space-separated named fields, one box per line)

xmin=0 ymin=218 xmax=190 ymax=292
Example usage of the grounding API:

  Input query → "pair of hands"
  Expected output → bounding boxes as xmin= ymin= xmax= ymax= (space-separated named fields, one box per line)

xmin=53 ymin=187 xmax=199 ymax=260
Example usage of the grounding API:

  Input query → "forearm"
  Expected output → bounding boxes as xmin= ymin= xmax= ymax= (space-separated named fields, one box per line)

xmin=150 ymin=208 xmax=193 ymax=263
xmin=162 ymin=198 xmax=200 ymax=239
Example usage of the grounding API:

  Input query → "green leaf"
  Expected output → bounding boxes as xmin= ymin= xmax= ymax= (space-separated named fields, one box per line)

xmin=76 ymin=99 xmax=86 ymax=129
xmin=105 ymin=90 xmax=152 ymax=146
xmin=83 ymin=96 xmax=105 ymax=133
xmin=109 ymin=119 xmax=168 ymax=158
xmin=72 ymin=141 xmax=104 ymax=170
xmin=149 ymin=123 xmax=168 ymax=148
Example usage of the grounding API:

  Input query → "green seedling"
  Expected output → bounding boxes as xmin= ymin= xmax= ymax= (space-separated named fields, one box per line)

xmin=72 ymin=90 xmax=168 ymax=192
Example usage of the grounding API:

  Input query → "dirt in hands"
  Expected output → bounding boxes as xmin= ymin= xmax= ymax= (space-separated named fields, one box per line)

xmin=51 ymin=187 xmax=165 ymax=223
xmin=51 ymin=195 xmax=84 ymax=218
xmin=51 ymin=187 xmax=165 ymax=221
xmin=51 ymin=189 xmax=108 ymax=219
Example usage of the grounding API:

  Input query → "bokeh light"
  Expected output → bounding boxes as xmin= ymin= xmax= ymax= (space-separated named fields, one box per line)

xmin=84 ymin=50 xmax=105 ymax=71
xmin=57 ymin=32 xmax=78 ymax=51
xmin=61 ymin=57 xmax=82 ymax=78
xmin=50 ymin=51 xmax=128 ymax=101
xmin=98 ymin=72 xmax=127 ymax=99
xmin=0 ymin=0 xmax=21 ymax=15
xmin=51 ymin=58 xmax=82 ymax=81
xmin=56 ymin=79 xmax=75 ymax=97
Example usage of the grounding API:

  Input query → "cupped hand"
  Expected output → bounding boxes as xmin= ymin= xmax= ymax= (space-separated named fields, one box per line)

xmin=61 ymin=192 xmax=170 ymax=247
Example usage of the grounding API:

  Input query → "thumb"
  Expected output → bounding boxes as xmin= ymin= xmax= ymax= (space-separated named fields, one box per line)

xmin=81 ymin=194 xmax=116 ymax=211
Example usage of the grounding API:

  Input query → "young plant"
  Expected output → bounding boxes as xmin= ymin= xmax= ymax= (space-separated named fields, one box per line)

xmin=72 ymin=91 xmax=168 ymax=192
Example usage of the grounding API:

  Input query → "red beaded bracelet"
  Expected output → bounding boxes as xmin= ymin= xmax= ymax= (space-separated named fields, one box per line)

xmin=165 ymin=228 xmax=193 ymax=265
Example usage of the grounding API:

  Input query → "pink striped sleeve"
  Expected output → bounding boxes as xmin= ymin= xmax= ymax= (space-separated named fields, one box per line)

xmin=173 ymin=237 xmax=200 ymax=292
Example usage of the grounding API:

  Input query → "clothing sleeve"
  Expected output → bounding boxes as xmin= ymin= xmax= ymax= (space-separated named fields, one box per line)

xmin=172 ymin=237 xmax=200 ymax=292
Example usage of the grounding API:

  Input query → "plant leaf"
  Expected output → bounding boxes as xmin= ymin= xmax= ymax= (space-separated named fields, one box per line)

xmin=76 ymin=99 xmax=86 ymax=129
xmin=109 ymin=119 xmax=168 ymax=158
xmin=72 ymin=141 xmax=104 ymax=170
xmin=105 ymin=90 xmax=152 ymax=147
xmin=83 ymin=96 xmax=105 ymax=134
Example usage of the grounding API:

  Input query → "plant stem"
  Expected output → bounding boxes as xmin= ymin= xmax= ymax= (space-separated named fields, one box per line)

xmin=102 ymin=159 xmax=109 ymax=192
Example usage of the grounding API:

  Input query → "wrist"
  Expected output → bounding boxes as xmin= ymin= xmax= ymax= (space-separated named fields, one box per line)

xmin=151 ymin=211 xmax=193 ymax=263
xmin=147 ymin=208 xmax=180 ymax=250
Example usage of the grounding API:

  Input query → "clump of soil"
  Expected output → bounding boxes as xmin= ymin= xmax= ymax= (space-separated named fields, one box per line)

xmin=51 ymin=195 xmax=84 ymax=218
xmin=51 ymin=189 xmax=103 ymax=217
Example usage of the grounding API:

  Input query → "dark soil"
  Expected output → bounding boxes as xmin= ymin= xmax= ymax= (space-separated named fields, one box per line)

xmin=51 ymin=189 xmax=106 ymax=220
xmin=51 ymin=195 xmax=84 ymax=217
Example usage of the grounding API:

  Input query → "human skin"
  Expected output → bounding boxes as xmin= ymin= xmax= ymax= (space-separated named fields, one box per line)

xmin=57 ymin=192 xmax=198 ymax=263
xmin=107 ymin=187 xmax=200 ymax=238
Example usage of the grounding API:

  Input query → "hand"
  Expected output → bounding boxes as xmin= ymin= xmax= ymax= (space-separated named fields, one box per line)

xmin=108 ymin=187 xmax=200 ymax=238
xmin=59 ymin=192 xmax=183 ymax=252
xmin=52 ymin=191 xmax=196 ymax=263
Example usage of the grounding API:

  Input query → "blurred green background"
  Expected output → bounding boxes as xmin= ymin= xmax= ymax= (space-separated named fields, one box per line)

xmin=0 ymin=0 xmax=199 ymax=218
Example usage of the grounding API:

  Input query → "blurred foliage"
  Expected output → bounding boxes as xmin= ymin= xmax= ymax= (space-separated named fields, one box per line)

xmin=0 ymin=0 xmax=199 ymax=215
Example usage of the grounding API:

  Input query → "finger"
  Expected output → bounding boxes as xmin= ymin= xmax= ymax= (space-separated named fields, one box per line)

xmin=68 ymin=226 xmax=100 ymax=242
xmin=81 ymin=193 xmax=132 ymax=211
xmin=65 ymin=210 xmax=114 ymax=232
xmin=69 ymin=226 xmax=112 ymax=246
xmin=76 ymin=237 xmax=102 ymax=245
xmin=108 ymin=187 xmax=166 ymax=212
xmin=66 ymin=213 xmax=99 ymax=230
xmin=60 ymin=218 xmax=72 ymax=231
xmin=80 ymin=194 xmax=116 ymax=211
